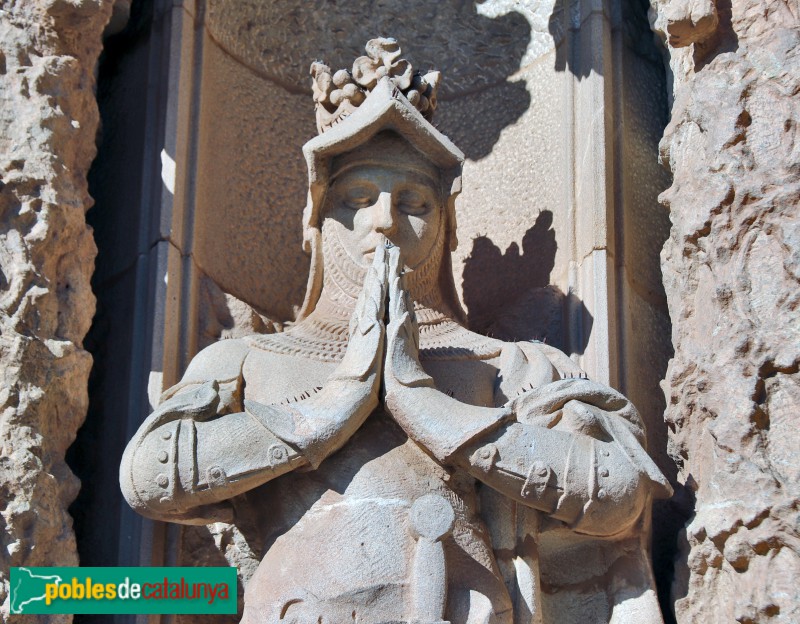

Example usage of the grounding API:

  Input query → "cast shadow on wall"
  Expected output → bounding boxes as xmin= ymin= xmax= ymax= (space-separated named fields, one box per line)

xmin=548 ymin=0 xmax=599 ymax=79
xmin=407 ymin=9 xmax=532 ymax=161
xmin=461 ymin=210 xmax=592 ymax=355
xmin=435 ymin=77 xmax=531 ymax=161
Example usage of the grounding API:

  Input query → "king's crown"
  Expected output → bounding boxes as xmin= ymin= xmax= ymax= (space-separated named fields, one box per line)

xmin=310 ymin=38 xmax=441 ymax=134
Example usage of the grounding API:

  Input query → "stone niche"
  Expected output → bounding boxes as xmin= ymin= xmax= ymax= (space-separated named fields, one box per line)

xmin=185 ymin=0 xmax=672 ymax=397
xmin=81 ymin=0 xmax=674 ymax=620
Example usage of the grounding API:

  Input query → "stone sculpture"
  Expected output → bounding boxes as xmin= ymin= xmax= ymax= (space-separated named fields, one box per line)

xmin=121 ymin=38 xmax=672 ymax=624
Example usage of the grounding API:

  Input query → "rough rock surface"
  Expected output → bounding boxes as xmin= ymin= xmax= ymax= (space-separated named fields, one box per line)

xmin=650 ymin=0 xmax=800 ymax=620
xmin=0 ymin=1 xmax=112 ymax=620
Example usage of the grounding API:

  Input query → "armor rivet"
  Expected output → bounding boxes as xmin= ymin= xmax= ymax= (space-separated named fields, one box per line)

xmin=598 ymin=488 xmax=607 ymax=499
xmin=270 ymin=445 xmax=286 ymax=462
xmin=161 ymin=430 xmax=172 ymax=440
xmin=600 ymin=468 xmax=609 ymax=477
xmin=602 ymin=450 xmax=610 ymax=457
xmin=480 ymin=448 xmax=491 ymax=460
xmin=537 ymin=466 xmax=548 ymax=478
xmin=156 ymin=474 xmax=169 ymax=488
xmin=158 ymin=451 xmax=168 ymax=463
xmin=210 ymin=468 xmax=222 ymax=479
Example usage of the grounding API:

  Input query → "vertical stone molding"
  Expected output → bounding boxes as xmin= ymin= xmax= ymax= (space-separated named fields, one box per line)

xmin=651 ymin=0 xmax=800 ymax=620
xmin=0 ymin=1 xmax=112 ymax=621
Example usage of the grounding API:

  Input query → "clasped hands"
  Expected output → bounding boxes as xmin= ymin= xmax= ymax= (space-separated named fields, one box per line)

xmin=332 ymin=243 xmax=665 ymax=483
xmin=322 ymin=243 xmax=511 ymax=465
xmin=142 ymin=242 xmax=480 ymax=472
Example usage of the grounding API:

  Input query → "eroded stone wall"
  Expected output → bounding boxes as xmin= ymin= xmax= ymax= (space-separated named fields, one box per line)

xmin=650 ymin=0 xmax=800 ymax=621
xmin=0 ymin=1 xmax=112 ymax=620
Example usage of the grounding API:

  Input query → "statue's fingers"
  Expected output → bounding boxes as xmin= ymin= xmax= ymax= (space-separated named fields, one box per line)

xmin=386 ymin=248 xmax=410 ymax=346
xmin=333 ymin=245 xmax=388 ymax=383
xmin=388 ymin=242 xmax=402 ymax=279
xmin=388 ymin=297 xmax=421 ymax=357
xmin=387 ymin=245 xmax=411 ymax=322
xmin=384 ymin=251 xmax=430 ymax=391
xmin=351 ymin=243 xmax=388 ymax=336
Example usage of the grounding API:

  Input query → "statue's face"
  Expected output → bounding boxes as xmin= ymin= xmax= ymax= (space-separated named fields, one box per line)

xmin=323 ymin=144 xmax=443 ymax=270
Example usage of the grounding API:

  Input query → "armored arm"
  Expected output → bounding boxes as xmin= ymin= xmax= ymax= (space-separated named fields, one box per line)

xmin=456 ymin=379 xmax=671 ymax=535
xmin=120 ymin=246 xmax=388 ymax=524
xmin=382 ymin=248 xmax=672 ymax=537
xmin=386 ymin=377 xmax=670 ymax=536
xmin=119 ymin=382 xmax=307 ymax=524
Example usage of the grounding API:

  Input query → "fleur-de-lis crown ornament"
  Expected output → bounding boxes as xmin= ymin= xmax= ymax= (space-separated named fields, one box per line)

xmin=311 ymin=38 xmax=441 ymax=134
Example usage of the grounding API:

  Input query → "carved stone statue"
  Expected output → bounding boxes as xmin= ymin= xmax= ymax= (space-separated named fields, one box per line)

xmin=121 ymin=39 xmax=672 ymax=624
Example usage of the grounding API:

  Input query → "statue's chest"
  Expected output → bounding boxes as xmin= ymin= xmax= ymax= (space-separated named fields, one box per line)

xmin=241 ymin=348 xmax=337 ymax=405
xmin=241 ymin=343 xmax=500 ymax=407
xmin=246 ymin=415 xmax=504 ymax=621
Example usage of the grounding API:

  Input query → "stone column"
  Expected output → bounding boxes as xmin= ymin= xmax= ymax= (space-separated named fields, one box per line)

xmin=651 ymin=0 xmax=800 ymax=621
xmin=0 ymin=1 xmax=113 ymax=621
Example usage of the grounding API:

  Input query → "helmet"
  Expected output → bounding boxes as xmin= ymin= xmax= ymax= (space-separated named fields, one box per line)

xmin=297 ymin=40 xmax=466 ymax=322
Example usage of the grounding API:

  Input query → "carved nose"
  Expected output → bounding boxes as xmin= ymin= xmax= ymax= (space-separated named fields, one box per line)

xmin=373 ymin=191 xmax=397 ymax=236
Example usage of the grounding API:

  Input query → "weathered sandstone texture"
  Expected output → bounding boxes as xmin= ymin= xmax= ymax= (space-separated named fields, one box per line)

xmin=0 ymin=1 xmax=112 ymax=620
xmin=651 ymin=0 xmax=800 ymax=621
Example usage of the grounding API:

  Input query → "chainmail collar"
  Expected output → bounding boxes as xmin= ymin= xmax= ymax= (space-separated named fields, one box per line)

xmin=249 ymin=221 xmax=502 ymax=362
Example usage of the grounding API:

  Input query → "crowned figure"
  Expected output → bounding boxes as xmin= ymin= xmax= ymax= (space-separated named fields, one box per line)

xmin=121 ymin=38 xmax=671 ymax=624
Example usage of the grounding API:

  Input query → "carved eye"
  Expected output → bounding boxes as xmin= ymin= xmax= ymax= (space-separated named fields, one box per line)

xmin=341 ymin=185 xmax=376 ymax=210
xmin=396 ymin=189 xmax=430 ymax=216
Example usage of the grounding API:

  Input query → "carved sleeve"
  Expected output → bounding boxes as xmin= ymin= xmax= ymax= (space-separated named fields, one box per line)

xmin=119 ymin=387 xmax=307 ymax=524
xmin=460 ymin=416 xmax=654 ymax=536
xmin=120 ymin=339 xmax=309 ymax=524
xmin=387 ymin=377 xmax=672 ymax=537
xmin=465 ymin=378 xmax=672 ymax=535
xmin=120 ymin=370 xmax=380 ymax=524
